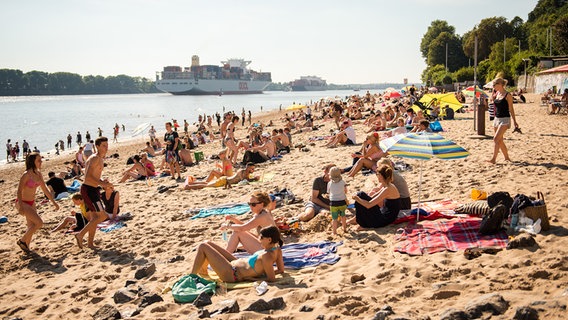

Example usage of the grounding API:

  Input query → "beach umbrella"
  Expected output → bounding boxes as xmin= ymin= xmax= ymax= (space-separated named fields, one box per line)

xmin=462 ymin=86 xmax=487 ymax=98
xmin=286 ymin=104 xmax=307 ymax=110
xmin=414 ymin=93 xmax=463 ymax=114
xmin=383 ymin=91 xmax=402 ymax=99
xmin=379 ymin=132 xmax=469 ymax=222
xmin=384 ymin=87 xmax=397 ymax=93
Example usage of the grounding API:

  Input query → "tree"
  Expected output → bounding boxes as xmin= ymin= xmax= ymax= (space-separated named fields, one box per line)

xmin=462 ymin=17 xmax=514 ymax=61
xmin=420 ymin=20 xmax=455 ymax=61
xmin=427 ymin=32 xmax=468 ymax=72
xmin=552 ymin=14 xmax=568 ymax=54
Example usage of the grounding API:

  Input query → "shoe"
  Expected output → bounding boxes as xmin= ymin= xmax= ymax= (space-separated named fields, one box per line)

xmin=17 ymin=239 xmax=30 ymax=253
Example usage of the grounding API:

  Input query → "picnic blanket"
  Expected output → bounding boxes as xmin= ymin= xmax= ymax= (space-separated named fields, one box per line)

xmin=393 ymin=210 xmax=457 ymax=224
xmin=189 ymin=203 xmax=250 ymax=220
xmin=394 ymin=217 xmax=508 ymax=256
xmin=417 ymin=199 xmax=461 ymax=215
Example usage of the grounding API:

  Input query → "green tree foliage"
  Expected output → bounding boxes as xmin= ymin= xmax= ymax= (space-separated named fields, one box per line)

xmin=526 ymin=0 xmax=568 ymax=55
xmin=0 ymin=69 xmax=158 ymax=96
xmin=462 ymin=17 xmax=513 ymax=61
xmin=552 ymin=14 xmax=568 ymax=54
xmin=454 ymin=67 xmax=474 ymax=82
xmin=420 ymin=20 xmax=455 ymax=61
xmin=427 ymin=32 xmax=469 ymax=72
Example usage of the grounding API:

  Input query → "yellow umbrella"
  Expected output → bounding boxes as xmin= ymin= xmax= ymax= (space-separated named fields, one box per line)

xmin=286 ymin=104 xmax=307 ymax=110
xmin=413 ymin=93 xmax=463 ymax=114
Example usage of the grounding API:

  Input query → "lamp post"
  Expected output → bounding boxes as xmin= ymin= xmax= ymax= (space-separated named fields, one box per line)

xmin=522 ymin=58 xmax=529 ymax=92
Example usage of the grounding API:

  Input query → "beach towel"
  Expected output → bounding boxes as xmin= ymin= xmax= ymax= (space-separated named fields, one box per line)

xmin=259 ymin=172 xmax=275 ymax=182
xmin=97 ymin=220 xmax=126 ymax=233
xmin=66 ymin=180 xmax=81 ymax=193
xmin=417 ymin=199 xmax=461 ymax=215
xmin=205 ymin=269 xmax=303 ymax=290
xmin=394 ymin=217 xmax=508 ymax=256
xmin=189 ymin=203 xmax=250 ymax=220
xmin=393 ymin=210 xmax=457 ymax=224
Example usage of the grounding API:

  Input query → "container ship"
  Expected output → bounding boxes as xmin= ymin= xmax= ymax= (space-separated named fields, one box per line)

xmin=290 ymin=76 xmax=328 ymax=91
xmin=155 ymin=55 xmax=271 ymax=95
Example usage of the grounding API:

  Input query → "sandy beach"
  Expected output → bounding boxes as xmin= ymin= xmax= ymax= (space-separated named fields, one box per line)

xmin=0 ymin=93 xmax=567 ymax=319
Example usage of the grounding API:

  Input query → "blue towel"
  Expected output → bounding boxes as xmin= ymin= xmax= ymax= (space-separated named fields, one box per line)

xmin=235 ymin=241 xmax=342 ymax=270
xmin=190 ymin=203 xmax=250 ymax=220
xmin=99 ymin=221 xmax=126 ymax=233
xmin=67 ymin=180 xmax=82 ymax=193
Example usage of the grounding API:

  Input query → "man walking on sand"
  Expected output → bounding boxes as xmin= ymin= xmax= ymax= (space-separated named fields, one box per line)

xmin=75 ymin=136 xmax=113 ymax=249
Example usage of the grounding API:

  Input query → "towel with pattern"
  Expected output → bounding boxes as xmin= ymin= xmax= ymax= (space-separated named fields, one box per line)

xmin=394 ymin=217 xmax=508 ymax=256
xmin=189 ymin=203 xmax=250 ymax=220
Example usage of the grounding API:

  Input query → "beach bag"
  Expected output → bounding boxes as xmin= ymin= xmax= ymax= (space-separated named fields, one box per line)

xmin=171 ymin=274 xmax=216 ymax=303
xmin=429 ymin=120 xmax=443 ymax=132
xmin=479 ymin=203 xmax=507 ymax=235
xmin=487 ymin=191 xmax=513 ymax=211
xmin=524 ymin=192 xmax=549 ymax=231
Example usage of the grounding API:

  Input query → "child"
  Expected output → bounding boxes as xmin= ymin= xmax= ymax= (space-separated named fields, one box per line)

xmin=327 ymin=166 xmax=348 ymax=235
xmin=51 ymin=194 xmax=89 ymax=233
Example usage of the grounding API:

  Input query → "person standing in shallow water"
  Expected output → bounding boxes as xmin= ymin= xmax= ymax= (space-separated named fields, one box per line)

xmin=487 ymin=77 xmax=519 ymax=164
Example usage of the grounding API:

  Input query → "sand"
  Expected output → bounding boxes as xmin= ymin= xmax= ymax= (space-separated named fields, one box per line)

xmin=0 ymin=93 xmax=566 ymax=319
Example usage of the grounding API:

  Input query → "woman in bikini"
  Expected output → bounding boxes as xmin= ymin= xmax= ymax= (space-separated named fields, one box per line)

xmin=224 ymin=115 xmax=240 ymax=165
xmin=16 ymin=152 xmax=60 ymax=252
xmin=119 ymin=154 xmax=147 ymax=183
xmin=346 ymin=132 xmax=384 ymax=178
xmin=222 ymin=191 xmax=276 ymax=254
xmin=205 ymin=149 xmax=233 ymax=182
xmin=191 ymin=225 xmax=284 ymax=283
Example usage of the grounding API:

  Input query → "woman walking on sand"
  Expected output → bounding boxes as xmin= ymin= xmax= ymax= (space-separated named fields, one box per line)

xmin=16 ymin=153 xmax=60 ymax=252
xmin=487 ymin=77 xmax=519 ymax=164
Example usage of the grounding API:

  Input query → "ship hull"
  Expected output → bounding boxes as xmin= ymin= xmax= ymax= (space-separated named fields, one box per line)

xmin=155 ymin=79 xmax=270 ymax=95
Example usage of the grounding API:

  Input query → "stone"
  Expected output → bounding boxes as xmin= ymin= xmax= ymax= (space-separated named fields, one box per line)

xmin=168 ymin=255 xmax=185 ymax=263
xmin=138 ymin=293 xmax=163 ymax=308
xmin=350 ymin=274 xmax=366 ymax=283
xmin=193 ymin=292 xmax=212 ymax=308
xmin=124 ymin=279 xmax=137 ymax=287
xmin=439 ymin=308 xmax=468 ymax=320
xmin=211 ymin=299 xmax=239 ymax=315
xmin=300 ymin=305 xmax=313 ymax=312
xmin=92 ymin=304 xmax=121 ymax=320
xmin=119 ymin=307 xmax=141 ymax=318
xmin=244 ymin=297 xmax=285 ymax=312
xmin=134 ymin=263 xmax=156 ymax=279
xmin=465 ymin=293 xmax=509 ymax=318
xmin=197 ymin=309 xmax=210 ymax=318
xmin=513 ymin=306 xmax=539 ymax=320
xmin=371 ymin=311 xmax=389 ymax=320
xmin=113 ymin=288 xmax=136 ymax=304
xmin=267 ymin=297 xmax=285 ymax=310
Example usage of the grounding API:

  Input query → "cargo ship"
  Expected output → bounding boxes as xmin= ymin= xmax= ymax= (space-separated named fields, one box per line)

xmin=155 ymin=55 xmax=271 ymax=95
xmin=290 ymin=76 xmax=328 ymax=91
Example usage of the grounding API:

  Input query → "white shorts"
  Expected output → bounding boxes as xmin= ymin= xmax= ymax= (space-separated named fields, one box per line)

xmin=493 ymin=117 xmax=511 ymax=127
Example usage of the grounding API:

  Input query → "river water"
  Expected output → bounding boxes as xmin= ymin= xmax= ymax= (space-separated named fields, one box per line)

xmin=1 ymin=90 xmax=386 ymax=163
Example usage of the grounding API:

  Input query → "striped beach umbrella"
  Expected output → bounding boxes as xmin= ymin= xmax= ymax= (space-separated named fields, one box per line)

xmin=380 ymin=132 xmax=469 ymax=222
xmin=379 ymin=132 xmax=470 ymax=160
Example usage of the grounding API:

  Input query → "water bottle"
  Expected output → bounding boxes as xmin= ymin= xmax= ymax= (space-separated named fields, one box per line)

xmin=510 ymin=213 xmax=519 ymax=228
xmin=222 ymin=230 xmax=228 ymax=241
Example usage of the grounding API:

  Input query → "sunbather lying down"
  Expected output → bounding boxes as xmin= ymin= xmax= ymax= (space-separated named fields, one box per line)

xmin=191 ymin=226 xmax=284 ymax=283
xmin=183 ymin=163 xmax=258 ymax=190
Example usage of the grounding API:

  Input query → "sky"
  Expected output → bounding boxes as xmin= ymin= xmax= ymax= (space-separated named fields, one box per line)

xmin=1 ymin=0 xmax=538 ymax=85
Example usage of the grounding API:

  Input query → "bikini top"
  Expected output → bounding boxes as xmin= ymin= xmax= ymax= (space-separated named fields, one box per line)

xmin=248 ymin=246 xmax=279 ymax=269
xmin=26 ymin=178 xmax=40 ymax=188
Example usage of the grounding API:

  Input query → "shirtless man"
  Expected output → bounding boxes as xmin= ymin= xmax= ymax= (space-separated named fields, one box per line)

xmin=183 ymin=162 xmax=258 ymax=190
xmin=272 ymin=129 xmax=291 ymax=153
xmin=76 ymin=136 xmax=113 ymax=249
xmin=248 ymin=133 xmax=276 ymax=161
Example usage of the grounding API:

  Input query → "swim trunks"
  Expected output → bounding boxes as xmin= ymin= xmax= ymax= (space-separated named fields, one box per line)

xmin=80 ymin=184 xmax=104 ymax=212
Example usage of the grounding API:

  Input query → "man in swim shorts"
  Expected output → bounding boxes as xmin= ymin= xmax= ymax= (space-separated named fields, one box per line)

xmin=75 ymin=136 xmax=113 ymax=249
xmin=297 ymin=164 xmax=334 ymax=222
xmin=164 ymin=122 xmax=182 ymax=181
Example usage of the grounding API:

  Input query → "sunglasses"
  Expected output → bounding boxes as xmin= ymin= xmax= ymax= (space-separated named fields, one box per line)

xmin=248 ymin=201 xmax=261 ymax=206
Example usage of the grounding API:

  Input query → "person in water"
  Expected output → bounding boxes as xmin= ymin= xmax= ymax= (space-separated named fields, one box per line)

xmin=191 ymin=225 xmax=284 ymax=283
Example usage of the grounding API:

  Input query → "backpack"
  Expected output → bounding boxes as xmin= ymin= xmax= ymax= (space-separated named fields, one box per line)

xmin=487 ymin=192 xmax=513 ymax=211
xmin=171 ymin=274 xmax=216 ymax=303
xmin=479 ymin=203 xmax=507 ymax=235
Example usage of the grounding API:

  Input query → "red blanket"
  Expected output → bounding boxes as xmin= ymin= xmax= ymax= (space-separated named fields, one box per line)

xmin=394 ymin=217 xmax=508 ymax=256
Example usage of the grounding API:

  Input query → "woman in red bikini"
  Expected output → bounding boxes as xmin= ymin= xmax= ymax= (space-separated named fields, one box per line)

xmin=16 ymin=152 xmax=60 ymax=252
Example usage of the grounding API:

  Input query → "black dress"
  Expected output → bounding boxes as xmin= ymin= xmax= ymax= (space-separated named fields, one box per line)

xmin=355 ymin=191 xmax=402 ymax=228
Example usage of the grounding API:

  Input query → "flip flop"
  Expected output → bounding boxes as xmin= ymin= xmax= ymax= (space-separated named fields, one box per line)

xmin=17 ymin=239 xmax=30 ymax=253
